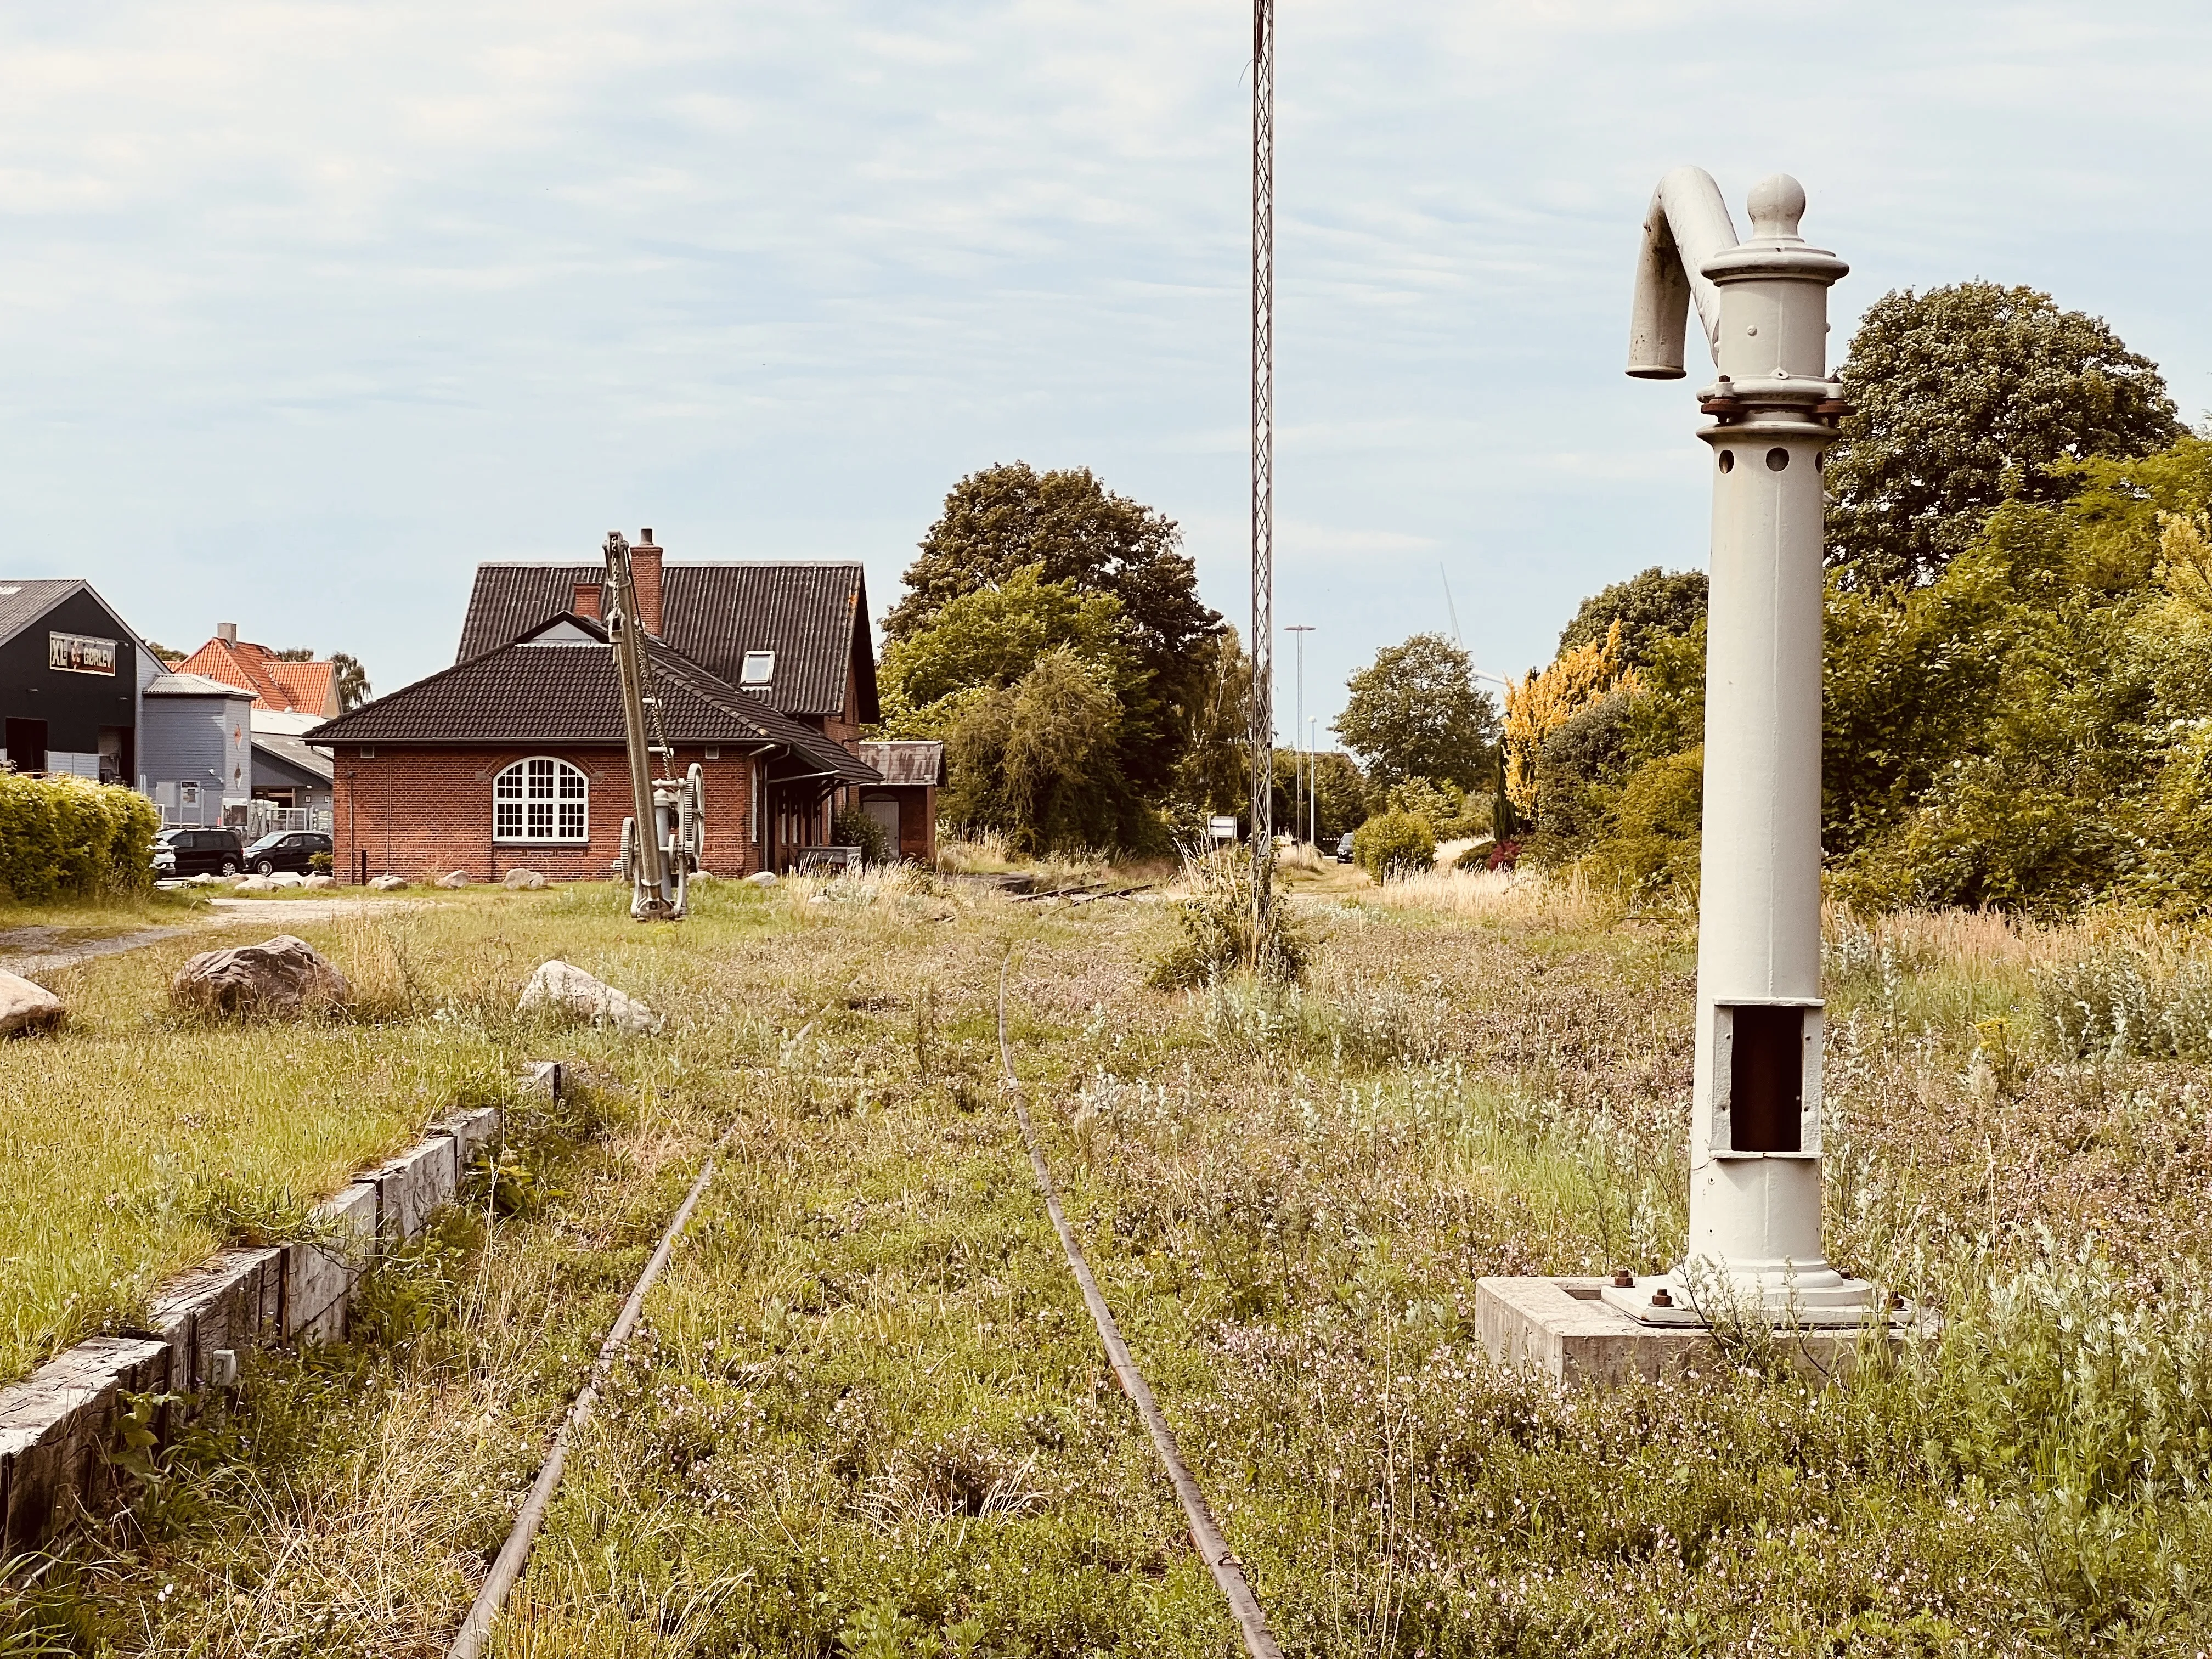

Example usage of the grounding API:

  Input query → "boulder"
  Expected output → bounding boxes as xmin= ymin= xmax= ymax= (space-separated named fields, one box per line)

xmin=517 ymin=960 xmax=657 ymax=1035
xmin=269 ymin=871 xmax=306 ymax=888
xmin=0 ymin=968 xmax=64 ymax=1037
xmin=189 ymin=872 xmax=228 ymax=887
xmin=436 ymin=870 xmax=472 ymax=889
xmin=368 ymin=874 xmax=407 ymax=892
xmin=234 ymin=875 xmax=277 ymax=893
xmin=171 ymin=935 xmax=351 ymax=1018
xmin=503 ymin=868 xmax=547 ymax=890
xmin=154 ymin=878 xmax=191 ymax=892
xmin=302 ymin=873 xmax=337 ymax=890
xmin=744 ymin=871 xmax=779 ymax=888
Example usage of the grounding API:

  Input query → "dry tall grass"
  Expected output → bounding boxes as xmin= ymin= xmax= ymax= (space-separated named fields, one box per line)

xmin=26 ymin=871 xmax=2212 ymax=1654
xmin=1352 ymin=864 xmax=1622 ymax=932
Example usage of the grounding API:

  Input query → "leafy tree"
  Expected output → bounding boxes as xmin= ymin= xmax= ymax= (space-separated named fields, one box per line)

xmin=879 ymin=566 xmax=1131 ymax=723
xmin=1826 ymin=283 xmax=2182 ymax=589
xmin=1167 ymin=626 xmax=1253 ymax=824
xmin=940 ymin=647 xmax=1135 ymax=855
xmin=331 ymin=653 xmax=371 ymax=712
xmin=1558 ymin=567 xmax=1707 ymax=668
xmin=885 ymin=462 xmax=1222 ymax=797
xmin=1336 ymin=634 xmax=1498 ymax=791
xmin=144 ymin=641 xmax=188 ymax=666
xmin=275 ymin=645 xmax=372 ymax=710
xmin=1307 ymin=751 xmax=1370 ymax=842
xmin=1381 ymin=776 xmax=1487 ymax=840
xmin=1502 ymin=622 xmax=1639 ymax=822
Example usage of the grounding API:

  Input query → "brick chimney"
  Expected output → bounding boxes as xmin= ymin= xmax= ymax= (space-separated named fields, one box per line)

xmin=571 ymin=583 xmax=602 ymax=622
xmin=631 ymin=528 xmax=664 ymax=636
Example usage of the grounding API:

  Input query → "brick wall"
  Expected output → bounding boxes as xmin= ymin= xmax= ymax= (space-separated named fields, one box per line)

xmin=331 ymin=744 xmax=760 ymax=884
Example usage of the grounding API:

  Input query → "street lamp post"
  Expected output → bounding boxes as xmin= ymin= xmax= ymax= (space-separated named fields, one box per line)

xmin=1286 ymin=625 xmax=1314 ymax=845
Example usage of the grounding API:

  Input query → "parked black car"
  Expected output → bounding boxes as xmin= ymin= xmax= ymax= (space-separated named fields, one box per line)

xmin=1335 ymin=831 xmax=1357 ymax=864
xmin=153 ymin=827 xmax=246 ymax=877
xmin=242 ymin=830 xmax=332 ymax=876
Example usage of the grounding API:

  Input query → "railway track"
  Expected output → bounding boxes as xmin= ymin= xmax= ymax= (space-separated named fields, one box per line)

xmin=450 ymin=970 xmax=1282 ymax=1656
xmin=995 ymin=959 xmax=1284 ymax=1659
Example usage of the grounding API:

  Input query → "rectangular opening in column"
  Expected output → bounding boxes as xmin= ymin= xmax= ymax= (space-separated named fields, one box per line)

xmin=1728 ymin=1005 xmax=1803 ymax=1152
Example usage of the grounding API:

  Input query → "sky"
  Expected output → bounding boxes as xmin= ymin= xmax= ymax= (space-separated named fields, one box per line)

xmin=1 ymin=2 xmax=2207 ymax=745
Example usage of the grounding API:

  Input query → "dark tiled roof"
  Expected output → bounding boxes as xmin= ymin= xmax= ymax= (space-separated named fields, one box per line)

xmin=856 ymin=741 xmax=945 ymax=787
xmin=455 ymin=560 xmax=879 ymax=722
xmin=0 ymin=580 xmax=87 ymax=648
xmin=308 ymin=615 xmax=877 ymax=783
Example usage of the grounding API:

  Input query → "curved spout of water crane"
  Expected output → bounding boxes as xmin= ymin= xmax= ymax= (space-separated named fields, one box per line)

xmin=1627 ymin=166 xmax=1739 ymax=379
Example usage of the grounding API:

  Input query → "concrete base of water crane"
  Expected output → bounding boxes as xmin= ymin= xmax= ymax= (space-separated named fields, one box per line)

xmin=1475 ymin=1276 xmax=1921 ymax=1387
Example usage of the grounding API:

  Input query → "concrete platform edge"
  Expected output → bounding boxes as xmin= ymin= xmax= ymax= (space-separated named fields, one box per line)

xmin=0 ymin=1092 xmax=521 ymax=1554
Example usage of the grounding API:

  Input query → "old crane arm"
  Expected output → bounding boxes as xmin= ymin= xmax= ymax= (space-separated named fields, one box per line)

xmin=1627 ymin=166 xmax=1739 ymax=380
xmin=603 ymin=531 xmax=703 ymax=922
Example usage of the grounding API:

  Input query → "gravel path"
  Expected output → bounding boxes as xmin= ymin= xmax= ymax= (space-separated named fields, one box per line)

xmin=0 ymin=897 xmax=414 ymax=979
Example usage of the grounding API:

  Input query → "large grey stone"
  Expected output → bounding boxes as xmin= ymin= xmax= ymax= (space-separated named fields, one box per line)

xmin=0 ymin=968 xmax=64 ymax=1037
xmin=436 ymin=870 xmax=472 ymax=889
xmin=518 ymin=960 xmax=656 ymax=1035
xmin=744 ymin=871 xmax=778 ymax=887
xmin=503 ymin=868 xmax=547 ymax=890
xmin=233 ymin=874 xmax=276 ymax=893
xmin=302 ymin=873 xmax=337 ymax=889
xmin=170 ymin=934 xmax=351 ymax=1018
xmin=368 ymin=874 xmax=407 ymax=891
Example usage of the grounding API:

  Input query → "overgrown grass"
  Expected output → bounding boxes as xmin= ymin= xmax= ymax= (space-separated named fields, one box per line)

xmin=0 ymin=882 xmax=793 ymax=1381
xmin=23 ymin=869 xmax=2212 ymax=1653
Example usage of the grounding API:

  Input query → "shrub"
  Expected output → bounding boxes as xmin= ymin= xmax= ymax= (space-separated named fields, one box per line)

xmin=308 ymin=850 xmax=334 ymax=874
xmin=831 ymin=804 xmax=893 ymax=866
xmin=1149 ymin=849 xmax=1308 ymax=989
xmin=2036 ymin=948 xmax=2212 ymax=1059
xmin=1351 ymin=811 xmax=1435 ymax=882
xmin=0 ymin=773 xmax=160 ymax=903
xmin=1582 ymin=745 xmax=1703 ymax=898
xmin=1381 ymin=776 xmax=1489 ymax=840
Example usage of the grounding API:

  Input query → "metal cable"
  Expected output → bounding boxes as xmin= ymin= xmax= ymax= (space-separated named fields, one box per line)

xmin=995 ymin=960 xmax=1284 ymax=1659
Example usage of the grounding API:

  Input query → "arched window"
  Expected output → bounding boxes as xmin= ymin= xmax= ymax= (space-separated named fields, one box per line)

xmin=494 ymin=757 xmax=588 ymax=843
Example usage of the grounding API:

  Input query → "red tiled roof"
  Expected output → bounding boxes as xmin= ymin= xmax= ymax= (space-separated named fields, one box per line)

xmin=173 ymin=637 xmax=338 ymax=714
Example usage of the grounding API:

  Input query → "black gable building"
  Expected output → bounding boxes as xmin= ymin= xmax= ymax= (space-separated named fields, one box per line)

xmin=0 ymin=580 xmax=143 ymax=784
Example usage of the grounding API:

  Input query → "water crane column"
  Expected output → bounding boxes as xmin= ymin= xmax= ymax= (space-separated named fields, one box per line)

xmin=1606 ymin=170 xmax=1873 ymax=1324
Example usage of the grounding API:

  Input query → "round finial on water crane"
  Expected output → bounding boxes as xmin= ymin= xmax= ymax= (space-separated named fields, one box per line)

xmin=1747 ymin=174 xmax=1805 ymax=240
xmin=1747 ymin=174 xmax=1806 ymax=241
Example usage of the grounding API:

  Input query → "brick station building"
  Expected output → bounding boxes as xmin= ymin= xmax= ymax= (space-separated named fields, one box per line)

xmin=310 ymin=611 xmax=876 ymax=884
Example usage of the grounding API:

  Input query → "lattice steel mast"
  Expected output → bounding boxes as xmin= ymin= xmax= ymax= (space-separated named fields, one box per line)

xmin=1248 ymin=0 xmax=1275 ymax=915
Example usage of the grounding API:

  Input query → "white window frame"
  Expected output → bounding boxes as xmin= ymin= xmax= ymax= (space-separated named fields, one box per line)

xmin=494 ymin=756 xmax=590 ymax=844
xmin=740 ymin=650 xmax=775 ymax=685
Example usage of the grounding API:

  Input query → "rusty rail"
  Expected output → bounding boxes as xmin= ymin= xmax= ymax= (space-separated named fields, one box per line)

xmin=995 ymin=960 xmax=1284 ymax=1659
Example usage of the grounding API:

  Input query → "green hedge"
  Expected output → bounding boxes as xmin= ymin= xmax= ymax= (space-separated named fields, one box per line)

xmin=1352 ymin=810 xmax=1436 ymax=882
xmin=0 ymin=773 xmax=161 ymax=904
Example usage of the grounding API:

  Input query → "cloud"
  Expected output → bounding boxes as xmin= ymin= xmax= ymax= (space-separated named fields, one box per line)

xmin=0 ymin=0 xmax=2202 ymax=716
